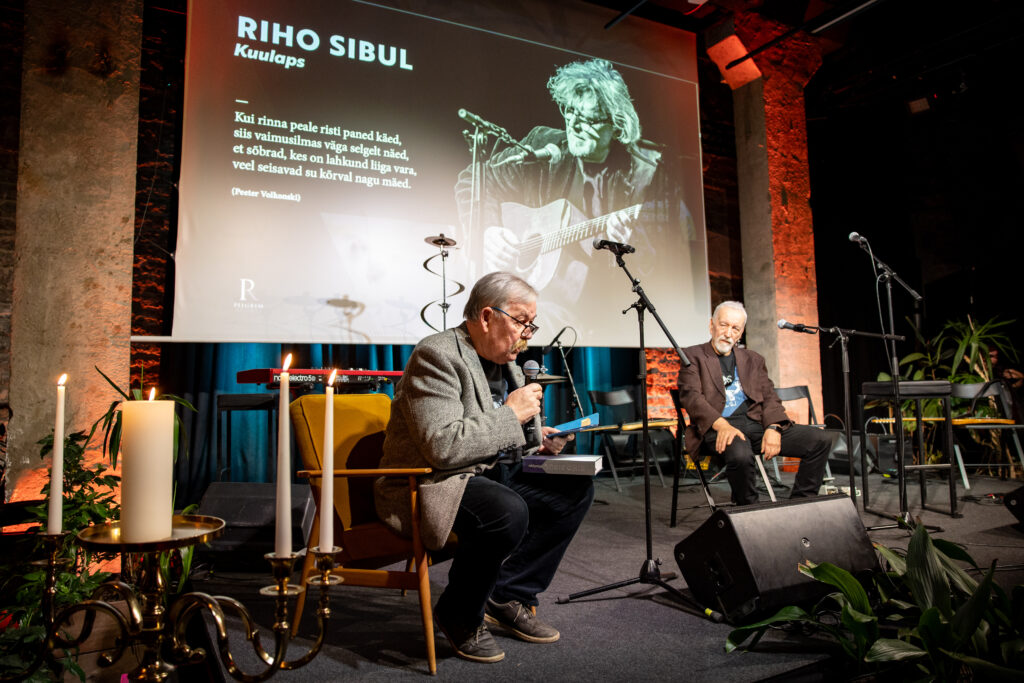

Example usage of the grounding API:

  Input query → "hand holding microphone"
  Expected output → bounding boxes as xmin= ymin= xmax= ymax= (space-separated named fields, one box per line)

xmin=507 ymin=360 xmax=543 ymax=424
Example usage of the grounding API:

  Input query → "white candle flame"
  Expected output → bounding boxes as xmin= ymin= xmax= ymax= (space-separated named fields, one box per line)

xmin=148 ymin=387 xmax=156 ymax=401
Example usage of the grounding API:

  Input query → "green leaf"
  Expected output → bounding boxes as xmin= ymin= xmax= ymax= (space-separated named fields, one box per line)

xmin=802 ymin=561 xmax=873 ymax=615
xmin=943 ymin=649 xmax=1024 ymax=682
xmin=94 ymin=365 xmax=130 ymax=400
xmin=917 ymin=606 xmax=952 ymax=657
xmin=725 ymin=605 xmax=812 ymax=652
xmin=951 ymin=562 xmax=995 ymax=650
xmin=906 ymin=525 xmax=951 ymax=617
xmin=865 ymin=638 xmax=927 ymax=662
xmin=840 ymin=602 xmax=879 ymax=654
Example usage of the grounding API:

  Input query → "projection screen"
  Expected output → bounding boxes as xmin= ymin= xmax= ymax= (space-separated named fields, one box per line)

xmin=173 ymin=0 xmax=711 ymax=346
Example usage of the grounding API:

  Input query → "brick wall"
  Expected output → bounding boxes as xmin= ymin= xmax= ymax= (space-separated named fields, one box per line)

xmin=130 ymin=0 xmax=185 ymax=389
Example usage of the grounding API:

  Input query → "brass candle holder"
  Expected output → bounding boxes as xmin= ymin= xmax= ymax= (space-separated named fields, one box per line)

xmin=1 ymin=515 xmax=340 ymax=682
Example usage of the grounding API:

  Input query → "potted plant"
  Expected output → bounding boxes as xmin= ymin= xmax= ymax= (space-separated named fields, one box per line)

xmin=725 ymin=524 xmax=1024 ymax=680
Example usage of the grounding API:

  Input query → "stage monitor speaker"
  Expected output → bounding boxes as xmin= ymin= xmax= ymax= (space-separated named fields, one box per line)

xmin=1004 ymin=485 xmax=1024 ymax=526
xmin=674 ymin=495 xmax=878 ymax=624
xmin=195 ymin=482 xmax=315 ymax=570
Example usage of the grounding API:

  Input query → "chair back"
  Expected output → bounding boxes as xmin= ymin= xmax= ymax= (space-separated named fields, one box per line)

xmin=589 ymin=388 xmax=637 ymax=424
xmin=950 ymin=381 xmax=1013 ymax=418
xmin=290 ymin=393 xmax=391 ymax=531
xmin=775 ymin=385 xmax=818 ymax=425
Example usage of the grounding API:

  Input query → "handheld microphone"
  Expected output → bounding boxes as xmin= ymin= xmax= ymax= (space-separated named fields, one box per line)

xmin=592 ymin=238 xmax=636 ymax=255
xmin=495 ymin=143 xmax=562 ymax=167
xmin=541 ymin=327 xmax=569 ymax=355
xmin=848 ymin=231 xmax=867 ymax=245
xmin=777 ymin=319 xmax=817 ymax=335
xmin=523 ymin=360 xmax=541 ymax=383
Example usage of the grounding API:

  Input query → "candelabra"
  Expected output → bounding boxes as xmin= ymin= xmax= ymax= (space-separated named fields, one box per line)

xmin=2 ymin=515 xmax=340 ymax=682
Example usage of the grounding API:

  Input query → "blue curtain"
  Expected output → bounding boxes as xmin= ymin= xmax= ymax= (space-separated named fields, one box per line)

xmin=168 ymin=342 xmax=640 ymax=506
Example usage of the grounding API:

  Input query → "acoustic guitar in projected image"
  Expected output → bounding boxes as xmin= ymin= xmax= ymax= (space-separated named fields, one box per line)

xmin=486 ymin=199 xmax=641 ymax=290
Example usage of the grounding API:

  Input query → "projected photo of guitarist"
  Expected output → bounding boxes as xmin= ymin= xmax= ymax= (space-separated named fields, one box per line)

xmin=456 ymin=58 xmax=678 ymax=325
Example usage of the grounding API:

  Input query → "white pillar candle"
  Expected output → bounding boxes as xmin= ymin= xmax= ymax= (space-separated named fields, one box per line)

xmin=318 ymin=369 xmax=338 ymax=551
xmin=275 ymin=354 xmax=293 ymax=557
xmin=120 ymin=391 xmax=174 ymax=543
xmin=47 ymin=375 xmax=67 ymax=535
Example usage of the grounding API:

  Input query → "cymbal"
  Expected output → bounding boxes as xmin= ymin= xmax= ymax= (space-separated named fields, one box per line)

xmin=535 ymin=373 xmax=567 ymax=385
xmin=425 ymin=234 xmax=457 ymax=247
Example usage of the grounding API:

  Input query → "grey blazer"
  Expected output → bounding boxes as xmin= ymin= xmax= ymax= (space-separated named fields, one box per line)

xmin=374 ymin=323 xmax=543 ymax=550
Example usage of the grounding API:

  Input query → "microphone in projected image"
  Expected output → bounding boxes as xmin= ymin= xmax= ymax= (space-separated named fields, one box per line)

xmin=592 ymin=238 xmax=635 ymax=255
xmin=493 ymin=143 xmax=563 ymax=167
xmin=777 ymin=319 xmax=818 ymax=334
xmin=458 ymin=108 xmax=509 ymax=137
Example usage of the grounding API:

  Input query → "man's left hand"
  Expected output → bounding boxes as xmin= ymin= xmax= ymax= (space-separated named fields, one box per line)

xmin=762 ymin=427 xmax=781 ymax=459
xmin=539 ymin=425 xmax=574 ymax=455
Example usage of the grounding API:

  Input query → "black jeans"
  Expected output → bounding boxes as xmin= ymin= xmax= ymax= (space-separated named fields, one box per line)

xmin=434 ymin=463 xmax=594 ymax=632
xmin=700 ymin=414 xmax=830 ymax=506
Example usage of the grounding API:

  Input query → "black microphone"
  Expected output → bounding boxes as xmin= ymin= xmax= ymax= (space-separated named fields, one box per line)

xmin=592 ymin=238 xmax=636 ymax=255
xmin=541 ymin=327 xmax=569 ymax=355
xmin=523 ymin=360 xmax=541 ymax=383
xmin=848 ymin=231 xmax=868 ymax=245
xmin=777 ymin=319 xmax=817 ymax=334
xmin=458 ymin=108 xmax=508 ymax=136
xmin=493 ymin=143 xmax=562 ymax=167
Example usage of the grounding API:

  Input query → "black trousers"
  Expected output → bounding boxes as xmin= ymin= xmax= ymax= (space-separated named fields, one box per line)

xmin=700 ymin=414 xmax=830 ymax=506
xmin=434 ymin=463 xmax=594 ymax=632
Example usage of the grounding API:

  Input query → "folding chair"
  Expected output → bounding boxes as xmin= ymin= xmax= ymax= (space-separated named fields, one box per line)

xmin=950 ymin=380 xmax=1024 ymax=490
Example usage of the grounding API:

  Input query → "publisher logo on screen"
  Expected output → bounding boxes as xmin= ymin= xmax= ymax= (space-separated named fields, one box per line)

xmin=235 ymin=279 xmax=264 ymax=311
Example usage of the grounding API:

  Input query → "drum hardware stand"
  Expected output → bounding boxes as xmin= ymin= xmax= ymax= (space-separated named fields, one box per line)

xmin=420 ymin=234 xmax=463 ymax=332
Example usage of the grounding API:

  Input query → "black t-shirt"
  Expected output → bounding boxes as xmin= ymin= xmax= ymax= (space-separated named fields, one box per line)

xmin=479 ymin=356 xmax=525 ymax=464
xmin=480 ymin=356 xmax=508 ymax=409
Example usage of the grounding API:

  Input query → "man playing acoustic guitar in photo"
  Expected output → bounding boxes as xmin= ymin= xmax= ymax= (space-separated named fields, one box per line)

xmin=455 ymin=58 xmax=674 ymax=320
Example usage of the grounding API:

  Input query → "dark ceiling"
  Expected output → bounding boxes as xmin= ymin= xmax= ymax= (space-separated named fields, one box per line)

xmin=590 ymin=0 xmax=1024 ymax=406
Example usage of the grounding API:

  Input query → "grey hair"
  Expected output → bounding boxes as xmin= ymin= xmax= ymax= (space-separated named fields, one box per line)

xmin=463 ymin=272 xmax=537 ymax=320
xmin=712 ymin=300 xmax=747 ymax=324
xmin=547 ymin=58 xmax=641 ymax=146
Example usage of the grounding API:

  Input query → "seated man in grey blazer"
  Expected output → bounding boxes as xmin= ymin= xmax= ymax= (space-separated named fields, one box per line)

xmin=677 ymin=300 xmax=829 ymax=506
xmin=375 ymin=271 xmax=593 ymax=664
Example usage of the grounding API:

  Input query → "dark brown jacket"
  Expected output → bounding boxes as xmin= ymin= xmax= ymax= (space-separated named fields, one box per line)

xmin=677 ymin=341 xmax=789 ymax=451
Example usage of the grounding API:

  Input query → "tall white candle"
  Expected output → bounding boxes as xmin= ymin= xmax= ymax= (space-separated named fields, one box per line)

xmin=318 ymin=369 xmax=338 ymax=551
xmin=121 ymin=390 xmax=174 ymax=542
xmin=275 ymin=354 xmax=293 ymax=557
xmin=47 ymin=375 xmax=67 ymax=535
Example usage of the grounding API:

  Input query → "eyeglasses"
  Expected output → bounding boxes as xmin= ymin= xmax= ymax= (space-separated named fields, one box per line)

xmin=491 ymin=307 xmax=539 ymax=337
xmin=560 ymin=104 xmax=612 ymax=128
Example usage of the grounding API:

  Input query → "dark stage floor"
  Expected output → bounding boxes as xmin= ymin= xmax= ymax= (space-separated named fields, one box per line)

xmin=182 ymin=468 xmax=1024 ymax=682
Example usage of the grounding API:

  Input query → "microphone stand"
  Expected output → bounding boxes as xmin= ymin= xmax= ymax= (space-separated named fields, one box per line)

xmin=808 ymin=324 xmax=903 ymax=503
xmin=557 ymin=253 xmax=722 ymax=622
xmin=550 ymin=339 xmax=583 ymax=421
xmin=853 ymin=239 xmax=932 ymax=532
